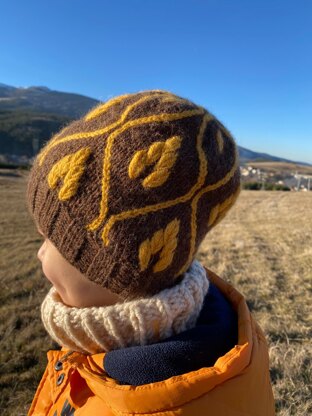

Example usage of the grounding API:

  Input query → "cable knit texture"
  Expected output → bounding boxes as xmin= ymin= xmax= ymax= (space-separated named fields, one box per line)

xmin=41 ymin=261 xmax=209 ymax=354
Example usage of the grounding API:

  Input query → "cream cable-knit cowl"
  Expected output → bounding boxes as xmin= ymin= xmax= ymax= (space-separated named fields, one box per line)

xmin=41 ymin=260 xmax=209 ymax=354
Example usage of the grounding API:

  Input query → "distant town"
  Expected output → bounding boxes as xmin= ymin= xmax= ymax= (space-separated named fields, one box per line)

xmin=240 ymin=165 xmax=312 ymax=191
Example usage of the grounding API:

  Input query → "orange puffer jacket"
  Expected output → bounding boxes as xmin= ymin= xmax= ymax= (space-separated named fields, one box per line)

xmin=28 ymin=270 xmax=275 ymax=415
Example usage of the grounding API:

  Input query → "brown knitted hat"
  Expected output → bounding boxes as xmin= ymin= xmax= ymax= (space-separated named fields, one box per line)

xmin=27 ymin=90 xmax=240 ymax=299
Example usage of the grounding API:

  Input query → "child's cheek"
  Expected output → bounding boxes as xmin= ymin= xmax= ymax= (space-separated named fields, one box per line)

xmin=41 ymin=261 xmax=57 ymax=285
xmin=43 ymin=267 xmax=64 ymax=297
xmin=42 ymin=262 xmax=65 ymax=294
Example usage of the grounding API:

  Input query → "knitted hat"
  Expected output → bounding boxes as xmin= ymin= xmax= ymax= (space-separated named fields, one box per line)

xmin=27 ymin=90 xmax=240 ymax=299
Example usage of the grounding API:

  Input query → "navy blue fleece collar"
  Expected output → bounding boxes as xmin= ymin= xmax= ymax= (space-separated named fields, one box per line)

xmin=104 ymin=281 xmax=238 ymax=386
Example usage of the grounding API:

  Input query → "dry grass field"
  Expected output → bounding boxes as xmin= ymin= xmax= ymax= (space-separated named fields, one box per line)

xmin=249 ymin=161 xmax=312 ymax=175
xmin=0 ymin=173 xmax=311 ymax=415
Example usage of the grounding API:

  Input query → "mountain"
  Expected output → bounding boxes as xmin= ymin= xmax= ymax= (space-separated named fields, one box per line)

xmin=0 ymin=84 xmax=98 ymax=118
xmin=0 ymin=83 xmax=16 ymax=91
xmin=0 ymin=110 xmax=71 ymax=161
xmin=238 ymin=146 xmax=310 ymax=166
xmin=0 ymin=83 xmax=99 ymax=163
xmin=0 ymin=83 xmax=310 ymax=167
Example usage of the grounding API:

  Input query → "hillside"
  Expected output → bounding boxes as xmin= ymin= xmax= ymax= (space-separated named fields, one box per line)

xmin=239 ymin=146 xmax=310 ymax=166
xmin=0 ymin=110 xmax=71 ymax=160
xmin=248 ymin=161 xmax=312 ymax=175
xmin=0 ymin=83 xmax=98 ymax=118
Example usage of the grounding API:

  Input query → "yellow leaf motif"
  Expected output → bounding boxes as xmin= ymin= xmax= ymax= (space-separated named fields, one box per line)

xmin=128 ymin=136 xmax=182 ymax=188
xmin=47 ymin=147 xmax=92 ymax=201
xmin=138 ymin=218 xmax=180 ymax=273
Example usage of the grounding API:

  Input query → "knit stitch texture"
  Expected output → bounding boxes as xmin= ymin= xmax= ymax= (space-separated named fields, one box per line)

xmin=41 ymin=260 xmax=209 ymax=354
xmin=27 ymin=90 xmax=240 ymax=299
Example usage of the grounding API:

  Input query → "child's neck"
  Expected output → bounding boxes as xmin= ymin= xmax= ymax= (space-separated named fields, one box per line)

xmin=41 ymin=260 xmax=209 ymax=354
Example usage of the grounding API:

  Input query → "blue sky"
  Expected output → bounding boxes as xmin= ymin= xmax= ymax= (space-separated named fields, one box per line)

xmin=0 ymin=0 xmax=311 ymax=163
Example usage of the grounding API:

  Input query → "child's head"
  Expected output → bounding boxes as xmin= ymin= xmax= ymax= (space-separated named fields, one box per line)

xmin=27 ymin=90 xmax=240 ymax=303
xmin=37 ymin=232 xmax=121 ymax=307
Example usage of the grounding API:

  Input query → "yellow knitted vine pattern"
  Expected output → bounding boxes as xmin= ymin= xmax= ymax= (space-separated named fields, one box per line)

xmin=38 ymin=92 xmax=173 ymax=166
xmin=85 ymin=93 xmax=131 ymax=121
xmin=216 ymin=130 xmax=224 ymax=153
xmin=47 ymin=147 xmax=91 ymax=201
xmin=100 ymin=113 xmax=211 ymax=246
xmin=208 ymin=186 xmax=241 ymax=227
xmin=85 ymin=90 xmax=167 ymax=121
xmin=128 ymin=136 xmax=182 ymax=188
xmin=87 ymin=108 xmax=204 ymax=233
xmin=175 ymin=143 xmax=239 ymax=277
xmin=139 ymin=218 xmax=180 ymax=273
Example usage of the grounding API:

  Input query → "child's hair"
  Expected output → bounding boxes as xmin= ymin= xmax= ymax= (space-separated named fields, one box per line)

xmin=27 ymin=90 xmax=240 ymax=299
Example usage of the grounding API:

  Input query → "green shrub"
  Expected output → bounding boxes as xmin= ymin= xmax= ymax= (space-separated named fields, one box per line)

xmin=0 ymin=162 xmax=30 ymax=170
xmin=243 ymin=182 xmax=291 ymax=191
xmin=243 ymin=182 xmax=262 ymax=190
xmin=273 ymin=184 xmax=291 ymax=191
